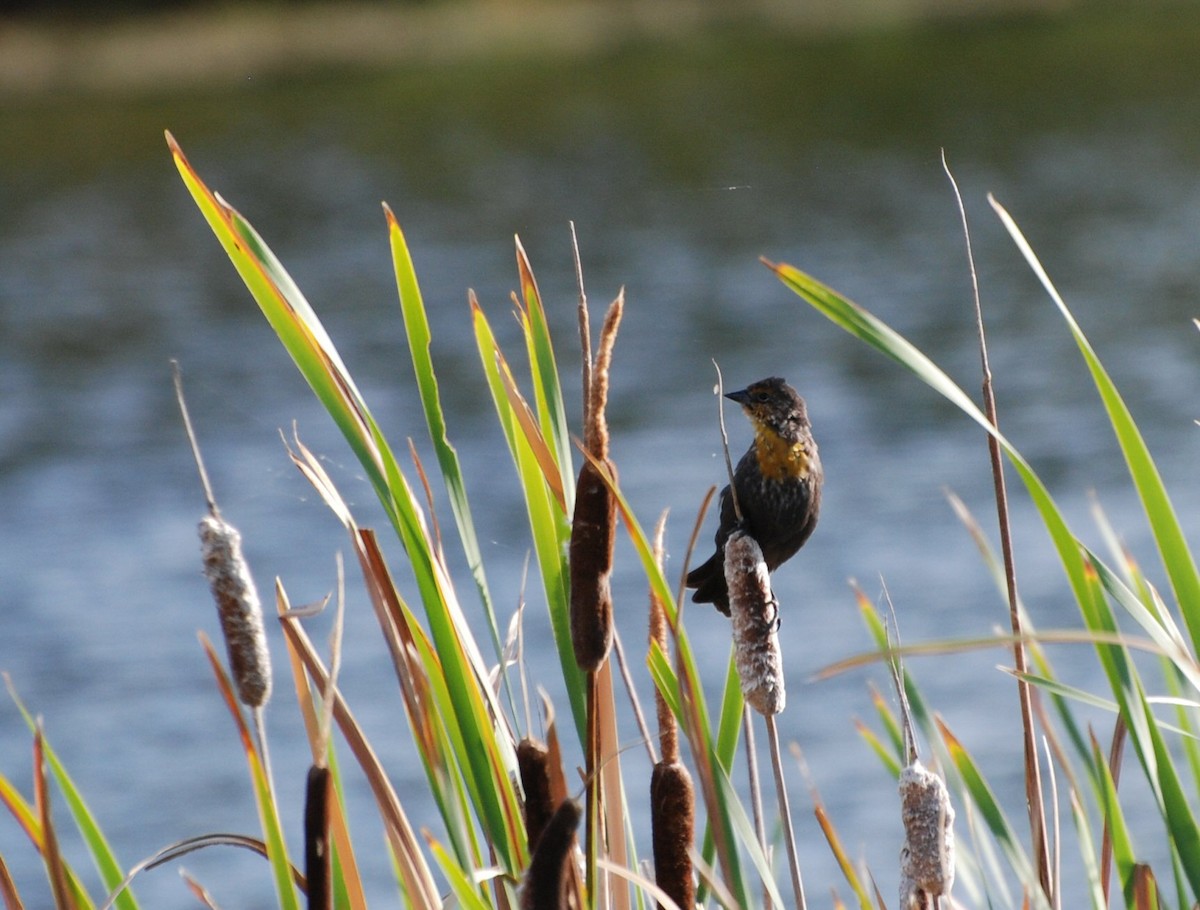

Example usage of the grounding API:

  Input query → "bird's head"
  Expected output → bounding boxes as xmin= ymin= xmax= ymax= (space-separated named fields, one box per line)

xmin=726 ymin=377 xmax=809 ymax=441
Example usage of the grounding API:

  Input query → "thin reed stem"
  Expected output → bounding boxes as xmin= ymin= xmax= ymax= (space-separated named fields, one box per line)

xmin=766 ymin=715 xmax=806 ymax=910
xmin=743 ymin=709 xmax=770 ymax=910
xmin=612 ymin=630 xmax=657 ymax=765
xmin=944 ymin=151 xmax=1050 ymax=901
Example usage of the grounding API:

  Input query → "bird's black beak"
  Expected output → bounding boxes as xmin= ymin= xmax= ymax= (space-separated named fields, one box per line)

xmin=725 ymin=388 xmax=752 ymax=406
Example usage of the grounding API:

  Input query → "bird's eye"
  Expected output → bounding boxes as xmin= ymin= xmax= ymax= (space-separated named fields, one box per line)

xmin=753 ymin=390 xmax=770 ymax=403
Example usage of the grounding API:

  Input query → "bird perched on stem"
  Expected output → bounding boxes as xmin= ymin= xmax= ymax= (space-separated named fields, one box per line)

xmin=686 ymin=377 xmax=822 ymax=615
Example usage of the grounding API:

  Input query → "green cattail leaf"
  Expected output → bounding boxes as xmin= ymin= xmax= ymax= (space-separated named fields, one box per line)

xmin=427 ymin=838 xmax=495 ymax=910
xmin=199 ymin=634 xmax=301 ymax=910
xmin=515 ymin=238 xmax=575 ymax=506
xmin=471 ymin=300 xmax=586 ymax=743
xmin=939 ymin=719 xmax=1051 ymax=910
xmin=385 ymin=206 xmax=506 ymax=681
xmin=6 ymin=684 xmax=140 ymax=910
xmin=1091 ymin=737 xmax=1139 ymax=900
xmin=173 ymin=136 xmax=524 ymax=875
xmin=168 ymin=132 xmax=391 ymax=506
xmin=991 ymin=198 xmax=1200 ymax=658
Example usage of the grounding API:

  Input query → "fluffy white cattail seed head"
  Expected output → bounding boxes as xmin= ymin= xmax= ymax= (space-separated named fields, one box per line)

xmin=199 ymin=514 xmax=271 ymax=708
xmin=725 ymin=530 xmax=785 ymax=715
xmin=899 ymin=760 xmax=955 ymax=908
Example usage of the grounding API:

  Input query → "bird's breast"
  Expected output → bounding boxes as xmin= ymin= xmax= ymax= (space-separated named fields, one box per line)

xmin=753 ymin=428 xmax=814 ymax=482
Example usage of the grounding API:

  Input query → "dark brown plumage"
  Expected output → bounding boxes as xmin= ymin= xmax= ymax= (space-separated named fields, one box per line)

xmin=686 ymin=377 xmax=822 ymax=615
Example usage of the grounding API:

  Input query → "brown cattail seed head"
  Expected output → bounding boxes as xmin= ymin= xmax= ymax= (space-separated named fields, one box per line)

xmin=569 ymin=458 xmax=616 ymax=672
xmin=725 ymin=530 xmax=785 ymax=715
xmin=651 ymin=760 xmax=696 ymax=910
xmin=304 ymin=765 xmax=332 ymax=910
xmin=517 ymin=737 xmax=556 ymax=852
xmin=199 ymin=514 xmax=271 ymax=708
xmin=898 ymin=760 xmax=955 ymax=908
xmin=520 ymin=798 xmax=582 ymax=910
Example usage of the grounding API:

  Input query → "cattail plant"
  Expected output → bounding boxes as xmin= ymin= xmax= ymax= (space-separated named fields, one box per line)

xmin=174 ymin=362 xmax=272 ymax=711
xmin=898 ymin=760 xmax=955 ymax=908
xmin=648 ymin=515 xmax=696 ymax=910
xmin=517 ymin=736 xmax=557 ymax=852
xmin=196 ymin=515 xmax=272 ymax=709
xmin=565 ymin=231 xmax=627 ymax=903
xmin=725 ymin=530 xmax=786 ymax=716
xmin=568 ymin=285 xmax=624 ymax=672
xmin=302 ymin=558 xmax=346 ymax=910
xmin=520 ymin=799 xmax=582 ymax=910
xmin=888 ymin=619 xmax=955 ymax=909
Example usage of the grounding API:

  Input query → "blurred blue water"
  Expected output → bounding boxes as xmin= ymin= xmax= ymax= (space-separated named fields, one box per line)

xmin=2 ymin=12 xmax=1199 ymax=907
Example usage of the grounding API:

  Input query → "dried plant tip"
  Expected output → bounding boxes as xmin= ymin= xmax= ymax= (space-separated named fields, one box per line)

xmin=651 ymin=760 xmax=696 ymax=910
xmin=518 ymin=736 xmax=556 ymax=852
xmin=585 ymin=291 xmax=623 ymax=458
xmin=725 ymin=530 xmax=785 ymax=715
xmin=199 ymin=514 xmax=272 ymax=708
xmin=569 ymin=458 xmax=616 ymax=671
xmin=521 ymin=798 xmax=582 ymax=910
xmin=304 ymin=765 xmax=332 ymax=910
xmin=898 ymin=760 xmax=955 ymax=908
xmin=648 ymin=511 xmax=678 ymax=764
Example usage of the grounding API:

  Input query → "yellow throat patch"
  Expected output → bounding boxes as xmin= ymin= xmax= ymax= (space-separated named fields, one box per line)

xmin=753 ymin=426 xmax=811 ymax=481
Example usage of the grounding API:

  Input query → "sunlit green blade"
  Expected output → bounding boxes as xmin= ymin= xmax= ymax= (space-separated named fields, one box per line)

xmin=991 ymin=198 xmax=1200 ymax=657
xmin=471 ymin=300 xmax=586 ymax=740
xmin=1065 ymin=789 xmax=1109 ymax=910
xmin=766 ymin=259 xmax=1087 ymax=583
xmin=813 ymin=799 xmax=875 ymax=909
xmin=199 ymin=635 xmax=300 ymax=910
xmin=939 ymin=720 xmax=1051 ymax=910
xmin=1086 ymin=548 xmax=1200 ymax=692
xmin=714 ymin=652 xmax=744 ymax=773
xmin=1073 ymin=564 xmax=1200 ymax=895
xmin=173 ymin=136 xmax=523 ymax=876
xmin=515 ymin=238 xmax=575 ymax=506
xmin=7 ymin=685 xmax=139 ymax=910
xmin=428 ymin=836 xmax=493 ymax=910
xmin=385 ymin=206 xmax=505 ymax=674
xmin=400 ymin=596 xmax=509 ymax=870
xmin=1092 ymin=737 xmax=1139 ymax=905
xmin=168 ymin=132 xmax=391 ymax=507
xmin=855 ymin=718 xmax=902 ymax=779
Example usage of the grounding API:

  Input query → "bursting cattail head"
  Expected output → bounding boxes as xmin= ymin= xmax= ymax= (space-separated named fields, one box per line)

xmin=199 ymin=513 xmax=272 ymax=708
xmin=725 ymin=530 xmax=785 ymax=715
xmin=898 ymin=759 xmax=955 ymax=907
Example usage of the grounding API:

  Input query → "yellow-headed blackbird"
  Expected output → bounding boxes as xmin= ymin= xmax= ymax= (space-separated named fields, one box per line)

xmin=686 ymin=377 xmax=822 ymax=615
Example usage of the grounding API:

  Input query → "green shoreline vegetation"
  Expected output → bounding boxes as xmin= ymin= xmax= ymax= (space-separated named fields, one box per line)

xmin=0 ymin=0 xmax=1106 ymax=98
